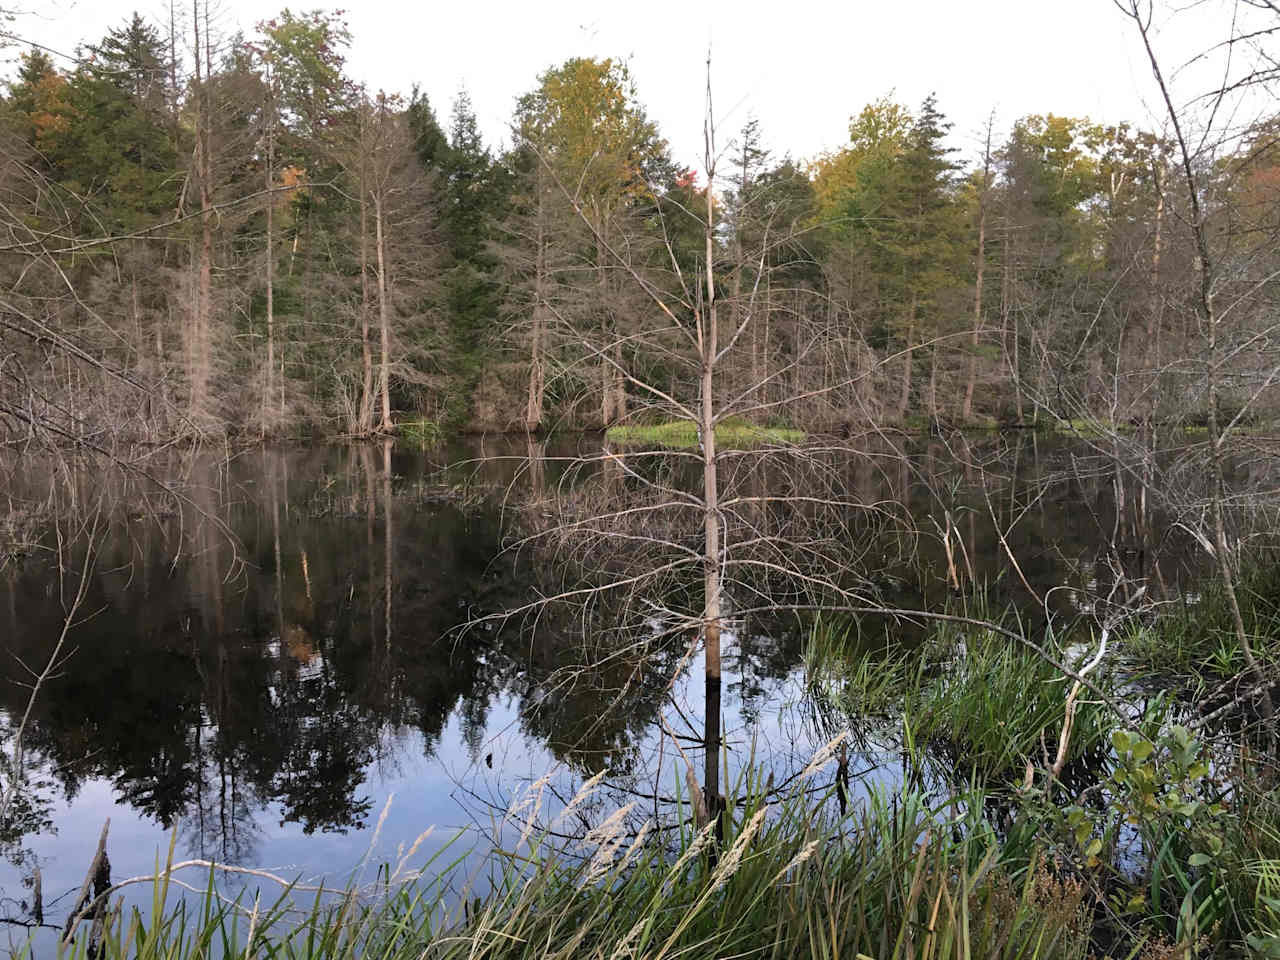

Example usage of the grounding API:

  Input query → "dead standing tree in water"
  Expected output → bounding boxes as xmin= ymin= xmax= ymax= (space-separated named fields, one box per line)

xmin=494 ymin=56 xmax=932 ymax=824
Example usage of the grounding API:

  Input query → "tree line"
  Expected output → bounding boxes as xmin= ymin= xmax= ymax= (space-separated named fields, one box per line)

xmin=1 ymin=6 xmax=1277 ymax=441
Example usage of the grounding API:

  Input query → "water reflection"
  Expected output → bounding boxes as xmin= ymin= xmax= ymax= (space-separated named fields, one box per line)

xmin=0 ymin=432 xmax=1221 ymax=924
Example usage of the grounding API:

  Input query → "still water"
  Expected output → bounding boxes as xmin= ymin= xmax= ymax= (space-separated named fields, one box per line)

xmin=0 ymin=433 xmax=1194 ymax=941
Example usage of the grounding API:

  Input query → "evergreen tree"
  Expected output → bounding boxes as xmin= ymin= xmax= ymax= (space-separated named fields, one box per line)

xmin=60 ymin=16 xmax=177 ymax=231
xmin=439 ymin=90 xmax=506 ymax=426
xmin=897 ymin=94 xmax=963 ymax=419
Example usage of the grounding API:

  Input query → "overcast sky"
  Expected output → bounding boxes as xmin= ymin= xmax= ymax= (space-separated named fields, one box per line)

xmin=2 ymin=0 xmax=1253 ymax=171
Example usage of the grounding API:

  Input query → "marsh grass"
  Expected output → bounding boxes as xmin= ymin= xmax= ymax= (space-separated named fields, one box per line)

xmin=1122 ymin=558 xmax=1280 ymax=681
xmin=606 ymin=417 xmax=805 ymax=449
xmin=805 ymin=614 xmax=1113 ymax=783
xmin=51 ymin=773 xmax=1099 ymax=960
xmin=909 ymin=631 xmax=1113 ymax=781
xmin=802 ymin=617 xmax=922 ymax=724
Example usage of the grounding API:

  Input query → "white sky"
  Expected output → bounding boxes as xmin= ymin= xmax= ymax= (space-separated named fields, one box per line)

xmin=3 ymin=0 xmax=1263 ymax=172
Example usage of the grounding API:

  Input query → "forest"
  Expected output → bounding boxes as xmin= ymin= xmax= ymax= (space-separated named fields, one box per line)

xmin=2 ymin=6 xmax=1276 ymax=443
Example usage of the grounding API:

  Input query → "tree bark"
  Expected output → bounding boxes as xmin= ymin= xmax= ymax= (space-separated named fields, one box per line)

xmin=526 ymin=198 xmax=546 ymax=432
xmin=1146 ymin=174 xmax=1164 ymax=419
xmin=374 ymin=189 xmax=391 ymax=432
xmin=963 ymin=182 xmax=987 ymax=422
xmin=1003 ymin=234 xmax=1023 ymax=423
xmin=701 ymin=168 xmax=722 ymax=819
xmin=597 ymin=226 xmax=615 ymax=427
xmin=359 ymin=160 xmax=373 ymax=435
xmin=191 ymin=0 xmax=214 ymax=426
xmin=264 ymin=83 xmax=276 ymax=435
xmin=928 ymin=342 xmax=939 ymax=422
xmin=897 ymin=295 xmax=916 ymax=423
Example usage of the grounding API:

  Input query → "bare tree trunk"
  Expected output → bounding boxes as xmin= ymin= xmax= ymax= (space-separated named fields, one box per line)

xmin=928 ymin=343 xmax=939 ymax=422
xmin=168 ymin=0 xmax=180 ymax=146
xmin=526 ymin=205 xmax=546 ymax=432
xmin=374 ymin=190 xmax=391 ymax=433
xmin=897 ymin=295 xmax=916 ymax=423
xmin=264 ymin=85 xmax=275 ymax=435
xmin=613 ymin=342 xmax=627 ymax=421
xmin=1146 ymin=175 xmax=1164 ymax=418
xmin=359 ymin=165 xmax=373 ymax=435
xmin=734 ymin=233 xmax=746 ymax=410
xmin=963 ymin=137 xmax=990 ymax=422
xmin=191 ymin=1 xmax=214 ymax=426
xmin=701 ymin=167 xmax=722 ymax=819
xmin=597 ymin=227 xmax=615 ymax=427
xmin=1003 ymin=235 xmax=1023 ymax=422
xmin=760 ymin=271 xmax=771 ymax=411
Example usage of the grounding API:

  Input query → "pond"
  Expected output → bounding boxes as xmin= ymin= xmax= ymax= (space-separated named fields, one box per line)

xmin=0 ymin=432 xmax=1201 ymax=946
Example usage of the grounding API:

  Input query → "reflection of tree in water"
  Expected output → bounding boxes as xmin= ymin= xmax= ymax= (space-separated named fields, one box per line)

xmin=0 ymin=728 xmax=54 ymax=873
xmin=508 ymin=609 xmax=685 ymax=776
xmin=0 ymin=445 xmax=689 ymax=864
xmin=0 ymin=435 xmax=1220 ymax=867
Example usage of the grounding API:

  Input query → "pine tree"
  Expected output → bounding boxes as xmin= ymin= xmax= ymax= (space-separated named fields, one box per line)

xmin=438 ymin=90 xmax=507 ymax=425
xmin=897 ymin=94 xmax=962 ymax=420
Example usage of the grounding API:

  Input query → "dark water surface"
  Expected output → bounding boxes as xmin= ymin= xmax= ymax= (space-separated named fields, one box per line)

xmin=0 ymin=433 xmax=1196 ymax=943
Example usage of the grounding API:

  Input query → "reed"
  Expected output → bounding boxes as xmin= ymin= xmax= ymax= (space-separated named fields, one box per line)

xmin=48 ymin=772 xmax=1098 ymax=960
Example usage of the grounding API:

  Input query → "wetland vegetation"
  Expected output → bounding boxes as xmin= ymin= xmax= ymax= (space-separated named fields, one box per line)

xmin=2 ymin=0 xmax=1280 ymax=956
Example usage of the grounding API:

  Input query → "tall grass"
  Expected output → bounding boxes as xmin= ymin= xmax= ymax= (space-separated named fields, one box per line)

xmin=50 ymin=771 xmax=1101 ymax=960
xmin=805 ymin=614 xmax=1113 ymax=783
xmin=1122 ymin=557 xmax=1280 ymax=680
xmin=395 ymin=418 xmax=444 ymax=447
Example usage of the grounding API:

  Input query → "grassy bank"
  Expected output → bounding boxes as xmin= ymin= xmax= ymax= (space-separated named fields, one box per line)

xmin=606 ymin=417 xmax=805 ymax=449
xmin=1121 ymin=559 xmax=1280 ymax=682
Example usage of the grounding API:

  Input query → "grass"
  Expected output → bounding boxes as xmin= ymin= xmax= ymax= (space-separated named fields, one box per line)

xmin=805 ymin=613 xmax=1113 ymax=783
xmin=1031 ymin=415 xmax=1280 ymax=439
xmin=801 ymin=602 xmax=1280 ymax=956
xmin=606 ymin=417 xmax=805 ymax=449
xmin=52 ymin=773 xmax=1100 ymax=960
xmin=1122 ymin=556 xmax=1280 ymax=681
xmin=51 ymin=762 xmax=1280 ymax=959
